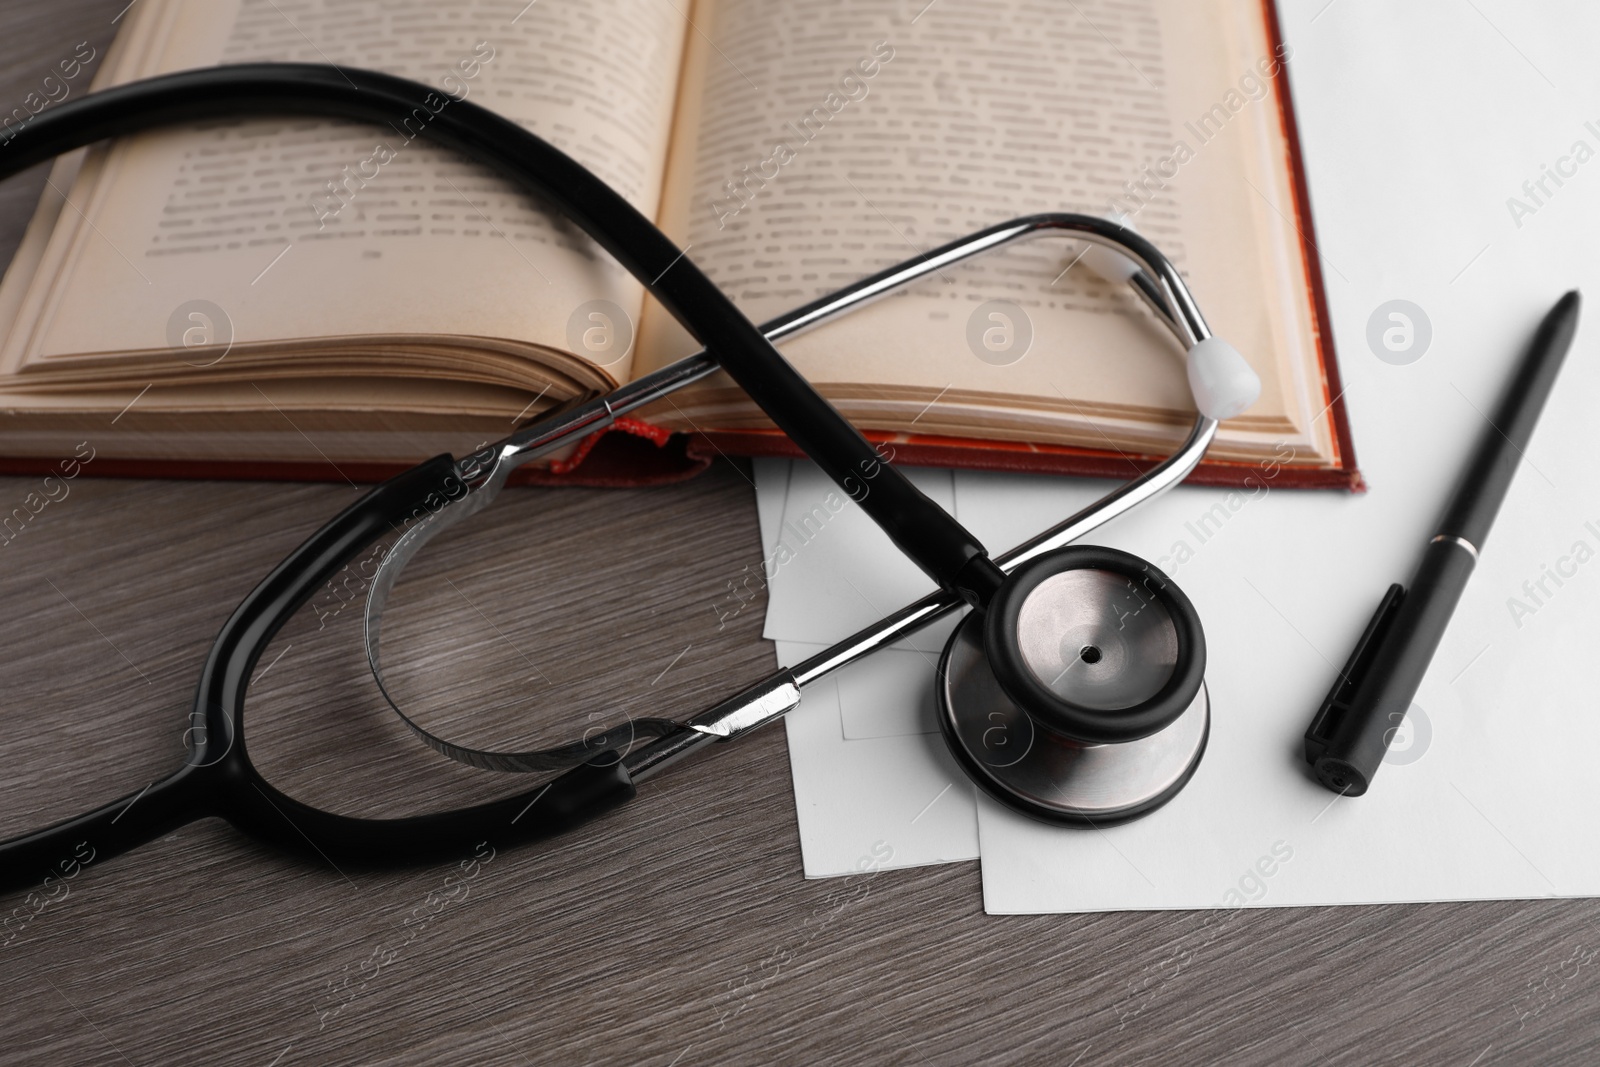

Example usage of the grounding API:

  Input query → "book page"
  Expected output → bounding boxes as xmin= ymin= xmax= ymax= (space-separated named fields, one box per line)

xmin=640 ymin=0 xmax=1310 ymax=450
xmin=1 ymin=0 xmax=689 ymax=391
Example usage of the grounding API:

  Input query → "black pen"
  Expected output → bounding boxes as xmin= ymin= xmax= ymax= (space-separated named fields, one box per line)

xmin=1304 ymin=290 xmax=1582 ymax=796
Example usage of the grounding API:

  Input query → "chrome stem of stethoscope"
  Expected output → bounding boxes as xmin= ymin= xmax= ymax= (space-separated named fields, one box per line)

xmin=623 ymin=246 xmax=1218 ymax=783
xmin=450 ymin=213 xmax=1202 ymax=493
xmin=363 ymin=213 xmax=1218 ymax=778
xmin=620 ymin=410 xmax=1219 ymax=784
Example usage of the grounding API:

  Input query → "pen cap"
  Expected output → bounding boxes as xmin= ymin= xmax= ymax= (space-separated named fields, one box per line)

xmin=1310 ymin=542 xmax=1475 ymax=796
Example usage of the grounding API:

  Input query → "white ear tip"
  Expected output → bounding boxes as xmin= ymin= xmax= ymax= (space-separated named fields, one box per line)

xmin=1187 ymin=337 xmax=1260 ymax=420
xmin=1080 ymin=211 xmax=1141 ymax=284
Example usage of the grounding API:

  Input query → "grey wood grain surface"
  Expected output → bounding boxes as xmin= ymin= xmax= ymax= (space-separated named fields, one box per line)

xmin=1 ymin=3 xmax=1597 ymax=1064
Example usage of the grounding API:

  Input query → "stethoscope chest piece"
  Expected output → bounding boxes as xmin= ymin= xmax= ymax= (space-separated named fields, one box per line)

xmin=937 ymin=546 xmax=1210 ymax=825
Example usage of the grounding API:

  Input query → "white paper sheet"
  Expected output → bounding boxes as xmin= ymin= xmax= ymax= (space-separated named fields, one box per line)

xmin=836 ymin=646 xmax=943 ymax=740
xmin=968 ymin=0 xmax=1600 ymax=913
xmin=755 ymin=0 xmax=1600 ymax=908
xmin=776 ymin=639 xmax=980 ymax=877
xmin=753 ymin=458 xmax=979 ymax=876
xmin=763 ymin=462 xmax=954 ymax=653
xmin=752 ymin=457 xmax=791 ymax=553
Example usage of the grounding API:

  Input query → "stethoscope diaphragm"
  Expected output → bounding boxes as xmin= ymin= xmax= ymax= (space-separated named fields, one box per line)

xmin=938 ymin=546 xmax=1210 ymax=824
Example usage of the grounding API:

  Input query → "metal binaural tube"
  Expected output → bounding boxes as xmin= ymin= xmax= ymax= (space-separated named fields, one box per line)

xmin=471 ymin=212 xmax=1207 ymax=487
xmin=372 ymin=214 xmax=1222 ymax=776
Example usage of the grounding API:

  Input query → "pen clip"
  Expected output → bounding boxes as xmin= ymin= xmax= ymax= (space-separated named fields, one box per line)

xmin=1303 ymin=583 xmax=1406 ymax=765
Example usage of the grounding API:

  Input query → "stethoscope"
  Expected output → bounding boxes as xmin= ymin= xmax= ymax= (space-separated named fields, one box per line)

xmin=0 ymin=64 xmax=1259 ymax=894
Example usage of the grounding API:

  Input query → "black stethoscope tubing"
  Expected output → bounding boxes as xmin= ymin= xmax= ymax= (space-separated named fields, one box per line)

xmin=0 ymin=62 xmax=1241 ymax=894
xmin=0 ymin=62 xmax=1002 ymax=892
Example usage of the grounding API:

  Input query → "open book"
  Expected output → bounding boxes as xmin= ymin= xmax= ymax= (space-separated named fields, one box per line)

xmin=0 ymin=0 xmax=1358 ymax=489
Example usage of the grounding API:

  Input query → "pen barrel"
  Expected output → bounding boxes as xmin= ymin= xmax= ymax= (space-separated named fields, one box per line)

xmin=1437 ymin=291 xmax=1580 ymax=548
xmin=1314 ymin=541 xmax=1475 ymax=795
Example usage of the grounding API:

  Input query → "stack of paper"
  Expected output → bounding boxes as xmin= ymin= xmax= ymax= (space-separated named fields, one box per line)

xmin=757 ymin=0 xmax=1600 ymax=913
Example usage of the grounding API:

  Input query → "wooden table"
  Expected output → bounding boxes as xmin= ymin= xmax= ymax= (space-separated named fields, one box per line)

xmin=2 ymin=4 xmax=1596 ymax=1064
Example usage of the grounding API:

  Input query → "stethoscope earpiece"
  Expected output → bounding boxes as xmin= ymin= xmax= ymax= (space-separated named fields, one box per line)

xmin=939 ymin=547 xmax=1210 ymax=825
